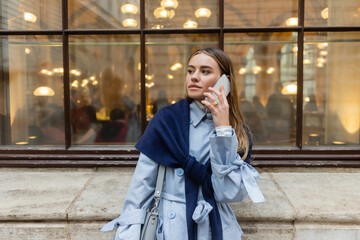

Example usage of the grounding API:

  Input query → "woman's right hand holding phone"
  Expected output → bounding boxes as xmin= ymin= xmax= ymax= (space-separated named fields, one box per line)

xmin=201 ymin=85 xmax=230 ymax=128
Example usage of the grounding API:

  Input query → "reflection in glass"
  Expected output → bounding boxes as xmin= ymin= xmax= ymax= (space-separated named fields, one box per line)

xmin=305 ymin=0 xmax=360 ymax=26
xmin=224 ymin=32 xmax=298 ymax=145
xmin=303 ymin=32 xmax=360 ymax=146
xmin=224 ymin=0 xmax=298 ymax=27
xmin=146 ymin=0 xmax=218 ymax=29
xmin=0 ymin=36 xmax=64 ymax=146
xmin=69 ymin=0 xmax=140 ymax=29
xmin=69 ymin=35 xmax=140 ymax=145
xmin=0 ymin=0 xmax=62 ymax=30
xmin=145 ymin=34 xmax=218 ymax=120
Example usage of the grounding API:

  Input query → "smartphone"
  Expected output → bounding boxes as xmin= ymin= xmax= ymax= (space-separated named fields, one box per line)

xmin=210 ymin=74 xmax=231 ymax=99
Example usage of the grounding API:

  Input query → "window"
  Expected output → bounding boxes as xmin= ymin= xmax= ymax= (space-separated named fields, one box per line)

xmin=225 ymin=32 xmax=298 ymax=145
xmin=303 ymin=32 xmax=360 ymax=147
xmin=0 ymin=0 xmax=359 ymax=165
xmin=305 ymin=0 xmax=360 ymax=26
xmin=147 ymin=0 xmax=218 ymax=28
xmin=0 ymin=35 xmax=64 ymax=146
xmin=68 ymin=1 xmax=139 ymax=29
xmin=1 ymin=0 xmax=62 ymax=30
xmin=224 ymin=0 xmax=298 ymax=27
xmin=69 ymin=34 xmax=140 ymax=145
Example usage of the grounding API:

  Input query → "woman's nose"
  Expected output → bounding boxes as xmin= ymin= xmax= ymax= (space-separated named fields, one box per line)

xmin=191 ymin=72 xmax=199 ymax=82
xmin=191 ymin=76 xmax=199 ymax=82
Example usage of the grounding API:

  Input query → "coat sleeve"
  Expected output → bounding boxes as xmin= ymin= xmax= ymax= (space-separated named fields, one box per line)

xmin=101 ymin=153 xmax=159 ymax=240
xmin=209 ymin=131 xmax=265 ymax=204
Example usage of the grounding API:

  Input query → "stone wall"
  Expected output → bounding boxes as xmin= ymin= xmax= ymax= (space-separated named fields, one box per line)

xmin=0 ymin=167 xmax=360 ymax=239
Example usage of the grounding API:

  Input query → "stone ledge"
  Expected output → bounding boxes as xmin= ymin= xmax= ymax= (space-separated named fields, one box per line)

xmin=269 ymin=170 xmax=360 ymax=223
xmin=1 ymin=167 xmax=360 ymax=239
xmin=1 ymin=222 xmax=360 ymax=240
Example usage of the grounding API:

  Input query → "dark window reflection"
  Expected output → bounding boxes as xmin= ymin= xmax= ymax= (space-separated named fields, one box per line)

xmin=0 ymin=35 xmax=64 ymax=146
xmin=225 ymin=32 xmax=297 ymax=145
xmin=69 ymin=35 xmax=141 ymax=145
xmin=263 ymin=82 xmax=295 ymax=143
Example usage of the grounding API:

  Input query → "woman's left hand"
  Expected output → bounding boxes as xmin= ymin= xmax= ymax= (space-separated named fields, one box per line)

xmin=201 ymin=85 xmax=230 ymax=128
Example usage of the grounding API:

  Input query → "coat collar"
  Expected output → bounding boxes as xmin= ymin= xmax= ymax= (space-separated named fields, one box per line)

xmin=190 ymin=101 xmax=208 ymax=127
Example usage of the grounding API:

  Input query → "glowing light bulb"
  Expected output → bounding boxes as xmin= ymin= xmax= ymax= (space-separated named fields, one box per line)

xmin=71 ymin=80 xmax=79 ymax=88
xmin=317 ymin=62 xmax=324 ymax=68
xmin=33 ymin=86 xmax=55 ymax=96
xmin=321 ymin=7 xmax=329 ymax=20
xmin=170 ymin=63 xmax=183 ymax=71
xmin=53 ymin=68 xmax=64 ymax=74
xmin=23 ymin=12 xmax=37 ymax=23
xmin=121 ymin=4 xmax=138 ymax=14
xmin=292 ymin=46 xmax=298 ymax=53
xmin=285 ymin=17 xmax=298 ymax=26
xmin=252 ymin=66 xmax=262 ymax=74
xmin=161 ymin=0 xmax=179 ymax=9
xmin=239 ymin=67 xmax=247 ymax=75
xmin=317 ymin=42 xmax=328 ymax=49
xmin=152 ymin=24 xmax=164 ymax=29
xmin=122 ymin=18 xmax=137 ymax=28
xmin=281 ymin=83 xmax=297 ymax=95
xmin=266 ymin=67 xmax=275 ymax=74
xmin=195 ymin=8 xmax=211 ymax=18
xmin=183 ymin=20 xmax=198 ymax=28
xmin=320 ymin=50 xmax=328 ymax=56
xmin=81 ymin=79 xmax=89 ymax=87
xmin=70 ymin=69 xmax=81 ymax=76
xmin=317 ymin=57 xmax=326 ymax=63
xmin=154 ymin=7 xmax=175 ymax=19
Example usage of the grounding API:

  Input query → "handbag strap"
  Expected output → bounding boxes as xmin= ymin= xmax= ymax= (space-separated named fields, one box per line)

xmin=154 ymin=164 xmax=165 ymax=198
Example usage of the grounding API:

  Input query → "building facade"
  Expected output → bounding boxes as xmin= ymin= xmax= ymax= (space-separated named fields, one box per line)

xmin=0 ymin=0 xmax=359 ymax=166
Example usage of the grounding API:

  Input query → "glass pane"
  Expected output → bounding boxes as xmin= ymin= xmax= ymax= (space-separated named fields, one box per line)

xmin=69 ymin=0 xmax=140 ymax=29
xmin=1 ymin=0 xmax=62 ymax=30
xmin=0 ymin=35 xmax=64 ymax=146
xmin=224 ymin=32 xmax=298 ymax=146
xmin=305 ymin=0 xmax=360 ymax=26
xmin=145 ymin=34 xmax=217 ymax=120
xmin=224 ymin=0 xmax=298 ymax=27
xmin=146 ymin=0 xmax=218 ymax=29
xmin=303 ymin=32 xmax=360 ymax=147
xmin=69 ymin=35 xmax=140 ymax=145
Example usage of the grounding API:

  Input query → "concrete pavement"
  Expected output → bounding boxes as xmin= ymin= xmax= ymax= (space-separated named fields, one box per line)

xmin=1 ymin=167 xmax=360 ymax=239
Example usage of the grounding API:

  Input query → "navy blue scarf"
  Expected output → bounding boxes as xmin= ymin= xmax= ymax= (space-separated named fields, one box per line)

xmin=135 ymin=98 xmax=223 ymax=240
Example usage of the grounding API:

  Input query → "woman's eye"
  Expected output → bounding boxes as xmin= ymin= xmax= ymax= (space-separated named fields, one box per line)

xmin=187 ymin=69 xmax=193 ymax=74
xmin=202 ymin=70 xmax=210 ymax=74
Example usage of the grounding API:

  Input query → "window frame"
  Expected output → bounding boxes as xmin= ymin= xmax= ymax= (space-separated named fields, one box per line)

xmin=0 ymin=0 xmax=359 ymax=167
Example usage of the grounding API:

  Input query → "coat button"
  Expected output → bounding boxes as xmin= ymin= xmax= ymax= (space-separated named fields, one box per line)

xmin=168 ymin=210 xmax=176 ymax=219
xmin=176 ymin=168 xmax=184 ymax=176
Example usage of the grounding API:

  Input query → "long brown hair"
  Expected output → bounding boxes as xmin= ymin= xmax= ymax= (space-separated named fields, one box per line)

xmin=187 ymin=48 xmax=251 ymax=159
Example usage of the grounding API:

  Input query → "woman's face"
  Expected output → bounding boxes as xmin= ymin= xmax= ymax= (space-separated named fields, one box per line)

xmin=186 ymin=53 xmax=221 ymax=101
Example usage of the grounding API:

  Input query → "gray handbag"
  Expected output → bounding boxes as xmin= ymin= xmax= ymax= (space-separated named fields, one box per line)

xmin=140 ymin=165 xmax=165 ymax=240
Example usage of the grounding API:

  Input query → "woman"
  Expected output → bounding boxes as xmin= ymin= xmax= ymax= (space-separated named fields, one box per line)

xmin=102 ymin=48 xmax=265 ymax=240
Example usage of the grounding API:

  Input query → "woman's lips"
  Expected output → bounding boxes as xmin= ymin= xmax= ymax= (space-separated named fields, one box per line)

xmin=188 ymin=84 xmax=201 ymax=89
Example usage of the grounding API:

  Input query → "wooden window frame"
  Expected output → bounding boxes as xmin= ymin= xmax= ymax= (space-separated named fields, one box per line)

xmin=0 ymin=0 xmax=359 ymax=167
